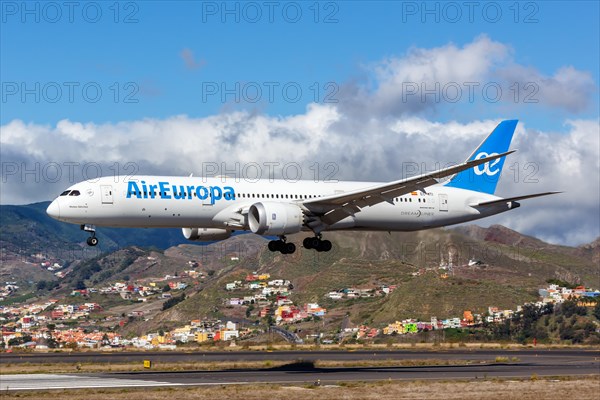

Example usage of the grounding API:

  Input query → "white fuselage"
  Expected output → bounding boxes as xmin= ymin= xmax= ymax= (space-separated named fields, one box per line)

xmin=47 ymin=175 xmax=512 ymax=232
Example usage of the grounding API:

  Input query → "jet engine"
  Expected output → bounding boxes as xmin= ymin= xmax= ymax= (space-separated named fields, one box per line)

xmin=248 ymin=202 xmax=304 ymax=236
xmin=182 ymin=227 xmax=233 ymax=241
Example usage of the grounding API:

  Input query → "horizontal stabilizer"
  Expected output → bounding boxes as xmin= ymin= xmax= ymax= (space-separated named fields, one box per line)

xmin=471 ymin=191 xmax=562 ymax=207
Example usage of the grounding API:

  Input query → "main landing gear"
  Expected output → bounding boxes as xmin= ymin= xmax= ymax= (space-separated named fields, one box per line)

xmin=268 ymin=236 xmax=296 ymax=254
xmin=303 ymin=236 xmax=332 ymax=252
xmin=81 ymin=224 xmax=98 ymax=246
xmin=268 ymin=235 xmax=333 ymax=254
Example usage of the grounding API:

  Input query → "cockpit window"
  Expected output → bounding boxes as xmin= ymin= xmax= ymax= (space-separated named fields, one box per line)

xmin=69 ymin=190 xmax=81 ymax=196
xmin=60 ymin=190 xmax=71 ymax=196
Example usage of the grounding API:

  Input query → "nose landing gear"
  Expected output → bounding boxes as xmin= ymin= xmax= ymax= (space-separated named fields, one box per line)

xmin=81 ymin=224 xmax=98 ymax=246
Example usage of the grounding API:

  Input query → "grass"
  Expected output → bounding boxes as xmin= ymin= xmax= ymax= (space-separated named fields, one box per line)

xmin=0 ymin=377 xmax=598 ymax=399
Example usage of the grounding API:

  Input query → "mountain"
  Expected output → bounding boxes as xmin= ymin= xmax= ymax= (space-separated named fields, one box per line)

xmin=1 ymin=202 xmax=598 ymax=332
xmin=579 ymin=237 xmax=600 ymax=266
xmin=1 ymin=202 xmax=193 ymax=255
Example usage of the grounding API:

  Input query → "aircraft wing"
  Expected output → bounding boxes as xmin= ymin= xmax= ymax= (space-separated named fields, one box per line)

xmin=302 ymin=150 xmax=515 ymax=227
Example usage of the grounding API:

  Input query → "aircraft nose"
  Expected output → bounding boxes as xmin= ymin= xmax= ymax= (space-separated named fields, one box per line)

xmin=46 ymin=200 xmax=60 ymax=219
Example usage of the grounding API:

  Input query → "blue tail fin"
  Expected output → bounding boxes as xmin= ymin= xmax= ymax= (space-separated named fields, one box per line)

xmin=444 ymin=120 xmax=517 ymax=195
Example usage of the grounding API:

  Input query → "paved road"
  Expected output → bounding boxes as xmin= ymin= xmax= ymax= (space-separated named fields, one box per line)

xmin=1 ymin=349 xmax=598 ymax=391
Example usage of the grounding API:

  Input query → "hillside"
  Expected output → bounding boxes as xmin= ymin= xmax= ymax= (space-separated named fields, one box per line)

xmin=0 ymin=202 xmax=192 ymax=258
xmin=1 ymin=202 xmax=598 ymax=335
xmin=86 ymin=227 xmax=599 ymax=333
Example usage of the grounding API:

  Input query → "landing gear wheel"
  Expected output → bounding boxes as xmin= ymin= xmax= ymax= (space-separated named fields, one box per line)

xmin=87 ymin=237 xmax=98 ymax=246
xmin=284 ymin=242 xmax=296 ymax=254
xmin=320 ymin=240 xmax=332 ymax=252
xmin=305 ymin=236 xmax=332 ymax=252
xmin=268 ymin=239 xmax=296 ymax=254
xmin=268 ymin=240 xmax=279 ymax=252
xmin=310 ymin=237 xmax=321 ymax=249
xmin=303 ymin=237 xmax=313 ymax=249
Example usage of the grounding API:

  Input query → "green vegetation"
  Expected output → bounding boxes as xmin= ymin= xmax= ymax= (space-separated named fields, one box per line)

xmin=0 ymin=292 xmax=36 ymax=306
xmin=483 ymin=300 xmax=600 ymax=344
xmin=546 ymin=278 xmax=578 ymax=289
xmin=36 ymin=280 xmax=59 ymax=291
xmin=162 ymin=293 xmax=186 ymax=311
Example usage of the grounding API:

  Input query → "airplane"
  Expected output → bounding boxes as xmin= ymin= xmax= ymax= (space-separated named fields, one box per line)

xmin=46 ymin=120 xmax=559 ymax=254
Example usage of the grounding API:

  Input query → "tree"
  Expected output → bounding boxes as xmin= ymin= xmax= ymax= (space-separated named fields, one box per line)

xmin=162 ymin=293 xmax=186 ymax=311
xmin=594 ymin=302 xmax=600 ymax=321
xmin=101 ymin=333 xmax=110 ymax=345
xmin=559 ymin=299 xmax=587 ymax=318
xmin=162 ymin=284 xmax=171 ymax=292
xmin=46 ymin=337 xmax=59 ymax=349
xmin=246 ymin=304 xmax=255 ymax=318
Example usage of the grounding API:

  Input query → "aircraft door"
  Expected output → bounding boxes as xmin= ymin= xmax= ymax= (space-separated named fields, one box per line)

xmin=100 ymin=185 xmax=114 ymax=204
xmin=438 ymin=194 xmax=448 ymax=212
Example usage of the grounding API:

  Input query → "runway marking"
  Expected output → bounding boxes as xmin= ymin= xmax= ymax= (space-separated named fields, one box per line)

xmin=0 ymin=374 xmax=185 ymax=391
xmin=0 ymin=374 xmax=263 ymax=391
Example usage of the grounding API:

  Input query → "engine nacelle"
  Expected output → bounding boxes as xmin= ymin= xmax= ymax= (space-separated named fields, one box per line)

xmin=248 ymin=202 xmax=304 ymax=236
xmin=182 ymin=227 xmax=233 ymax=241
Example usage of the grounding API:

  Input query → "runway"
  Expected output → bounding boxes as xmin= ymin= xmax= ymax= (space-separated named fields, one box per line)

xmin=1 ymin=348 xmax=597 ymax=364
xmin=1 ymin=349 xmax=598 ymax=391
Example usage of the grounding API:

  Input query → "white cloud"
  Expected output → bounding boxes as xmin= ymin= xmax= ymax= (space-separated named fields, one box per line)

xmin=371 ymin=35 xmax=509 ymax=111
xmin=498 ymin=65 xmax=596 ymax=113
xmin=343 ymin=35 xmax=596 ymax=115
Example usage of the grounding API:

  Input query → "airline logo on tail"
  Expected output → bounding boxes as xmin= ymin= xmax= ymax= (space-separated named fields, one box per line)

xmin=445 ymin=119 xmax=518 ymax=194
xmin=473 ymin=151 xmax=501 ymax=176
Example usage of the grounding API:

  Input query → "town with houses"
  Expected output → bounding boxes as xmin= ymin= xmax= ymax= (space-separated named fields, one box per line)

xmin=1 ymin=256 xmax=599 ymax=350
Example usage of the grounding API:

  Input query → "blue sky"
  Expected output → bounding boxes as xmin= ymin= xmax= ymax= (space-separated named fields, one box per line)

xmin=2 ymin=1 xmax=598 ymax=128
xmin=1 ymin=1 xmax=599 ymax=245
